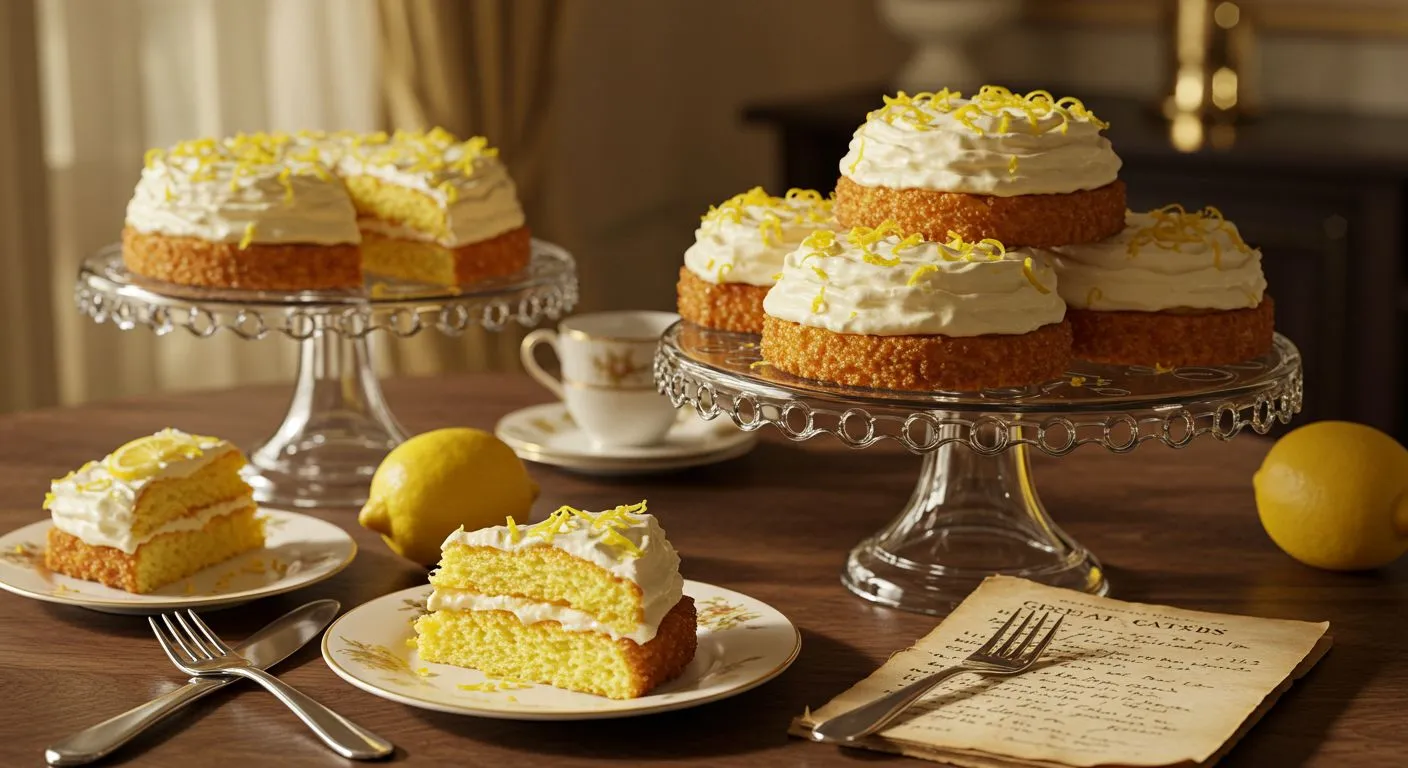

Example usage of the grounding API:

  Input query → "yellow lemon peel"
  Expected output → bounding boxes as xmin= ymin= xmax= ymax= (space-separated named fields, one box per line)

xmin=1022 ymin=257 xmax=1052 ymax=294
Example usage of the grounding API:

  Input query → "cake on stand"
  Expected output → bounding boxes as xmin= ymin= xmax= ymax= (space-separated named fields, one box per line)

xmin=76 ymin=241 xmax=577 ymax=509
xmin=655 ymin=321 xmax=1302 ymax=615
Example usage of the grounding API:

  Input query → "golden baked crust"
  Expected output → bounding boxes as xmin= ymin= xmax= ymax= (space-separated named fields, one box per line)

xmin=676 ymin=267 xmax=770 ymax=334
xmin=1068 ymin=297 xmax=1276 ymax=367
xmin=761 ymin=315 xmax=1072 ymax=392
xmin=451 ymin=225 xmax=532 ymax=283
xmin=122 ymin=227 xmax=362 ymax=290
xmin=623 ymin=596 xmax=697 ymax=697
xmin=45 ymin=526 xmax=143 ymax=593
xmin=833 ymin=177 xmax=1127 ymax=248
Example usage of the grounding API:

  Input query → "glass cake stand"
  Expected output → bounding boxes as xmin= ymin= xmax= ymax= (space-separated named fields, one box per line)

xmin=654 ymin=321 xmax=1303 ymax=615
xmin=75 ymin=241 xmax=578 ymax=509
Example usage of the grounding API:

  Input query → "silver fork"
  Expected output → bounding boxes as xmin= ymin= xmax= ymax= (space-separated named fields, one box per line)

xmin=811 ymin=609 xmax=1064 ymax=743
xmin=149 ymin=610 xmax=394 ymax=760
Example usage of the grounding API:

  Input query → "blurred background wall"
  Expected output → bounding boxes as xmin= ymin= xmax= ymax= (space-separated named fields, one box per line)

xmin=3 ymin=0 xmax=1407 ymax=434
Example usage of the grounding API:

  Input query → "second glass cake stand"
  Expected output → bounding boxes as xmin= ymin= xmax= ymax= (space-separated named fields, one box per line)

xmin=76 ymin=241 xmax=578 ymax=509
xmin=655 ymin=321 xmax=1303 ymax=615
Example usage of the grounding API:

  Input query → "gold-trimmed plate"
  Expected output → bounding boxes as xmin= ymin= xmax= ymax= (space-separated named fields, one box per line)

xmin=0 ymin=509 xmax=355 ymax=614
xmin=321 ymin=581 xmax=801 ymax=720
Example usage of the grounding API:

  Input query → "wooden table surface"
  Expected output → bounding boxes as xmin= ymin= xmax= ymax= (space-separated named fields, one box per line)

xmin=0 ymin=374 xmax=1403 ymax=767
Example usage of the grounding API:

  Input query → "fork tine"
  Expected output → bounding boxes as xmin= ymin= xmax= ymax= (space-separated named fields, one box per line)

xmin=163 ymin=613 xmax=208 ymax=660
xmin=148 ymin=617 xmax=192 ymax=668
xmin=975 ymin=610 xmax=1023 ymax=654
xmin=1006 ymin=612 xmax=1050 ymax=660
xmin=994 ymin=611 xmax=1035 ymax=657
xmin=172 ymin=612 xmax=216 ymax=660
xmin=185 ymin=610 xmax=234 ymax=655
xmin=1020 ymin=614 xmax=1065 ymax=664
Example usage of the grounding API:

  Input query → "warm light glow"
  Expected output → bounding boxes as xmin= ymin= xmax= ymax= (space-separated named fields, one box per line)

xmin=1213 ymin=2 xmax=1241 ymax=29
xmin=1170 ymin=112 xmax=1205 ymax=153
xmin=1176 ymin=70 xmax=1205 ymax=111
xmin=1177 ymin=0 xmax=1210 ymax=60
xmin=1211 ymin=67 xmax=1239 ymax=110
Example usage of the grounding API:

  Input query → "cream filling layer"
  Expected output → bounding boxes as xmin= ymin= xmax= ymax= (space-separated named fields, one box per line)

xmin=838 ymin=97 xmax=1121 ymax=196
xmin=426 ymin=578 xmax=684 ymax=645
xmin=763 ymin=235 xmax=1067 ymax=337
xmin=1045 ymin=212 xmax=1267 ymax=311
xmin=340 ymin=158 xmax=526 ymax=248
xmin=50 ymin=495 xmax=254 ymax=555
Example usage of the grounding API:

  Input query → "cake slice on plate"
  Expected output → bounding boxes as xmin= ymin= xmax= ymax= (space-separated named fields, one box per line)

xmin=43 ymin=428 xmax=264 ymax=593
xmin=415 ymin=501 xmax=697 ymax=699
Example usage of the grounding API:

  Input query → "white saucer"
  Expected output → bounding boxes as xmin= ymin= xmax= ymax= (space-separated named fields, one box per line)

xmin=0 ymin=508 xmax=355 ymax=614
xmin=495 ymin=402 xmax=756 ymax=475
xmin=322 ymin=581 xmax=800 ymax=720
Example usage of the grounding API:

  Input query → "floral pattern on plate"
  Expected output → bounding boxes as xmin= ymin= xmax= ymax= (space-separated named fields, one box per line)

xmin=321 ymin=580 xmax=800 ymax=720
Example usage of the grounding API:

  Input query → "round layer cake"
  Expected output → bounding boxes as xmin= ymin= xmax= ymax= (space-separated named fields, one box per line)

xmin=123 ymin=129 xmax=530 ymax=290
xmin=760 ymin=222 xmax=1072 ymax=392
xmin=834 ymin=86 xmax=1125 ymax=247
xmin=677 ymin=187 xmax=833 ymax=333
xmin=1044 ymin=205 xmax=1275 ymax=367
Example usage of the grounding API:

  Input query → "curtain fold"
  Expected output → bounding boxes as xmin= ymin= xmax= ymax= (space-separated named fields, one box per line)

xmin=375 ymin=0 xmax=564 ymax=377
xmin=0 ymin=0 xmax=57 ymax=412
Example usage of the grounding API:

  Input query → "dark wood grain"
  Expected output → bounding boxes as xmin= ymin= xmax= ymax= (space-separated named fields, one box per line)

xmin=0 ymin=374 xmax=1403 ymax=767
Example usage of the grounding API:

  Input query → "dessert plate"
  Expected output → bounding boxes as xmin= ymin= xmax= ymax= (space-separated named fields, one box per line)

xmin=0 ymin=508 xmax=355 ymax=614
xmin=322 ymin=580 xmax=801 ymax=720
xmin=495 ymin=402 xmax=756 ymax=476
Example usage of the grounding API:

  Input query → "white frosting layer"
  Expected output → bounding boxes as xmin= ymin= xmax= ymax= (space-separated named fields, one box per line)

xmin=682 ymin=191 xmax=833 ymax=286
xmin=1046 ymin=210 xmax=1267 ymax=311
xmin=127 ymin=155 xmax=361 ymax=245
xmin=426 ymin=588 xmax=683 ymax=644
xmin=47 ymin=430 xmax=249 ymax=554
xmin=763 ymin=232 xmax=1066 ymax=337
xmin=839 ymin=91 xmax=1121 ymax=196
xmin=341 ymin=141 xmax=526 ymax=248
xmin=440 ymin=509 xmax=683 ymax=643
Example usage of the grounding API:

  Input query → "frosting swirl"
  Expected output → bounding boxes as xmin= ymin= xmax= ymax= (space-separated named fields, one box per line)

xmin=1046 ymin=207 xmax=1267 ymax=312
xmin=682 ymin=187 xmax=833 ymax=286
xmin=838 ymin=86 xmax=1122 ymax=196
xmin=763 ymin=223 xmax=1067 ymax=337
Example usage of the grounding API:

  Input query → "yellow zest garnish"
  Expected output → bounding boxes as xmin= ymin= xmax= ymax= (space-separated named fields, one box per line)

xmin=437 ymin=180 xmax=459 ymax=203
xmin=770 ymin=271 xmax=783 ymax=281
xmin=1022 ymin=257 xmax=1052 ymax=294
xmin=1008 ymin=155 xmax=1019 ymax=175
xmin=748 ymin=360 xmax=770 ymax=370
xmin=238 ymin=222 xmax=256 ymax=250
xmin=1085 ymin=286 xmax=1103 ymax=308
xmin=847 ymin=136 xmax=865 ymax=174
xmin=907 ymin=264 xmax=939 ymax=286
xmin=1070 ymin=376 xmax=1087 ymax=388
xmin=1154 ymin=362 xmax=1176 ymax=374
xmin=998 ymin=113 xmax=1012 ymax=134
xmin=144 ymin=148 xmax=163 ymax=168
xmin=716 ymin=263 xmax=733 ymax=282
xmin=811 ymin=286 xmax=826 ymax=314
xmin=701 ymin=186 xmax=831 ymax=229
xmin=42 ymin=492 xmax=55 ymax=510
xmin=277 ymin=168 xmax=293 ymax=202
xmin=802 ymin=230 xmax=836 ymax=250
xmin=1126 ymin=204 xmax=1253 ymax=263
xmin=866 ymin=89 xmax=963 ymax=130
xmin=937 ymin=85 xmax=1109 ymax=136
xmin=164 ymin=184 xmax=174 ymax=202
xmin=601 ymin=528 xmax=643 ymax=558
xmin=416 ymin=667 xmax=431 ymax=677
xmin=811 ymin=266 xmax=828 ymax=281
xmin=848 ymin=311 xmax=858 ymax=320
xmin=891 ymin=233 xmax=924 ymax=255
xmin=506 ymin=516 xmax=521 ymax=543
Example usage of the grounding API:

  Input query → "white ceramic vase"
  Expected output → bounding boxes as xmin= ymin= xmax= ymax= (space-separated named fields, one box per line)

xmin=877 ymin=0 xmax=1023 ymax=92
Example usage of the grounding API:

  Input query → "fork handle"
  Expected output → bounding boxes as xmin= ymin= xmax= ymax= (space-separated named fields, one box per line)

xmin=811 ymin=665 xmax=975 ymax=742
xmin=229 ymin=667 xmax=393 ymax=760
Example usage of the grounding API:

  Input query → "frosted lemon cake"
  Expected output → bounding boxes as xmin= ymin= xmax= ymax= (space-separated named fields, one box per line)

xmin=834 ymin=86 xmax=1125 ymax=247
xmin=1045 ymin=205 xmax=1274 ymax=366
xmin=761 ymin=221 xmax=1072 ymax=391
xmin=122 ymin=128 xmax=529 ymax=290
xmin=415 ymin=501 xmax=696 ymax=699
xmin=43 ymin=429 xmax=263 ymax=593
xmin=677 ymin=187 xmax=833 ymax=333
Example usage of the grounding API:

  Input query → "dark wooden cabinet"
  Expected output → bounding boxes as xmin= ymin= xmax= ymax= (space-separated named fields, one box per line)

xmin=746 ymin=90 xmax=1407 ymax=437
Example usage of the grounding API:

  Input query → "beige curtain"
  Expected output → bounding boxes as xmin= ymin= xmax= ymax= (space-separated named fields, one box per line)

xmin=375 ymin=0 xmax=564 ymax=377
xmin=0 ymin=0 xmax=57 ymax=412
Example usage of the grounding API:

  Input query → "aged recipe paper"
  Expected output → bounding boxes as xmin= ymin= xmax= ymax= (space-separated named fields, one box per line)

xmin=792 ymin=577 xmax=1330 ymax=767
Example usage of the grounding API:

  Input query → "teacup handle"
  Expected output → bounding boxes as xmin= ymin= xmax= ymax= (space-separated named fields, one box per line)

xmin=520 ymin=328 xmax=565 ymax=400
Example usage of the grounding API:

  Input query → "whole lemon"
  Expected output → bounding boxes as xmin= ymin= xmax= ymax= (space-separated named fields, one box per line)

xmin=1253 ymin=421 xmax=1408 ymax=570
xmin=358 ymin=428 xmax=538 ymax=566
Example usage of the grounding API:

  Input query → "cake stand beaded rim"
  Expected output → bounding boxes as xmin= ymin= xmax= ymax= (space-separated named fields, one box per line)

xmin=74 ymin=240 xmax=580 ymax=340
xmin=653 ymin=321 xmax=1304 ymax=457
